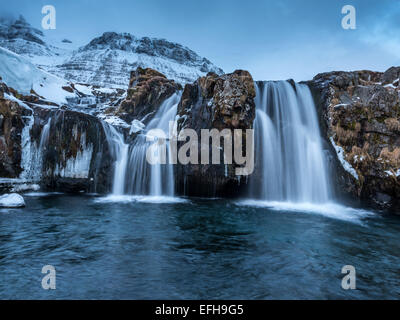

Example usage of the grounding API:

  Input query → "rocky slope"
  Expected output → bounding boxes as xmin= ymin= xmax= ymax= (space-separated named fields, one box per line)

xmin=308 ymin=67 xmax=400 ymax=210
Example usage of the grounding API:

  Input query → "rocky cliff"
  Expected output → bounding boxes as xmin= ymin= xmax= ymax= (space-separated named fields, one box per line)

xmin=175 ymin=70 xmax=256 ymax=197
xmin=308 ymin=67 xmax=400 ymax=210
xmin=0 ymin=80 xmax=113 ymax=193
xmin=0 ymin=81 xmax=29 ymax=178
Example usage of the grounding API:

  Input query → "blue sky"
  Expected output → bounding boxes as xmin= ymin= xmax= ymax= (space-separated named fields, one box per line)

xmin=2 ymin=0 xmax=399 ymax=81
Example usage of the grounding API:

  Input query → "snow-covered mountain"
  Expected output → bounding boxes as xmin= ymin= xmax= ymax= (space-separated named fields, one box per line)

xmin=0 ymin=16 xmax=223 ymax=88
xmin=0 ymin=16 xmax=73 ymax=67
xmin=50 ymin=32 xmax=224 ymax=88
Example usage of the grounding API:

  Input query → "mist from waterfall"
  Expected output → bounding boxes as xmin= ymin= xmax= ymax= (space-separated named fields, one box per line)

xmin=249 ymin=81 xmax=331 ymax=203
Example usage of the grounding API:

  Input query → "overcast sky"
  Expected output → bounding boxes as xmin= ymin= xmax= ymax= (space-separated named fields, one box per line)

xmin=2 ymin=0 xmax=399 ymax=81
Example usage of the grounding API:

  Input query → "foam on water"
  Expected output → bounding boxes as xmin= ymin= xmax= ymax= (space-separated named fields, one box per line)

xmin=94 ymin=195 xmax=188 ymax=204
xmin=236 ymin=200 xmax=375 ymax=223
xmin=23 ymin=192 xmax=64 ymax=197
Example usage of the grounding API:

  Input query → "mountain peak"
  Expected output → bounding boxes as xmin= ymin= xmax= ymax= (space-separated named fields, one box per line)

xmin=81 ymin=31 xmax=223 ymax=75
xmin=0 ymin=14 xmax=44 ymax=45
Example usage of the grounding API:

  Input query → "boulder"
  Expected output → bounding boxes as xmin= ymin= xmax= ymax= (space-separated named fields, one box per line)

xmin=0 ymin=193 xmax=25 ymax=208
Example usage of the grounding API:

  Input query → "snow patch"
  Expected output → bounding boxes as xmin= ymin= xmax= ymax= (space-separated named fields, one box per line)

xmin=330 ymin=137 xmax=359 ymax=180
xmin=0 ymin=47 xmax=76 ymax=104
xmin=129 ymin=119 xmax=145 ymax=134
xmin=385 ymin=169 xmax=400 ymax=177
xmin=11 ymin=184 xmax=40 ymax=193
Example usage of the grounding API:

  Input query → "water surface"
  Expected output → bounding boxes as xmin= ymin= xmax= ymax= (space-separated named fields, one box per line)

xmin=0 ymin=194 xmax=399 ymax=299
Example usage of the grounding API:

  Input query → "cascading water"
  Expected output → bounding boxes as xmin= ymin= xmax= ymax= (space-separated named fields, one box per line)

xmin=20 ymin=116 xmax=52 ymax=182
xmin=102 ymin=123 xmax=129 ymax=195
xmin=125 ymin=93 xmax=181 ymax=196
xmin=102 ymin=92 xmax=181 ymax=197
xmin=250 ymin=81 xmax=331 ymax=203
xmin=32 ymin=117 xmax=52 ymax=180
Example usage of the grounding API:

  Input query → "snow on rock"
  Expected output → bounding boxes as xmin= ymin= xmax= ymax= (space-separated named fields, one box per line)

xmin=11 ymin=184 xmax=40 ymax=193
xmin=54 ymin=132 xmax=94 ymax=179
xmin=74 ymin=84 xmax=93 ymax=96
xmin=330 ymin=137 xmax=359 ymax=180
xmin=0 ymin=193 xmax=25 ymax=208
xmin=129 ymin=119 xmax=145 ymax=134
xmin=98 ymin=114 xmax=130 ymax=128
xmin=0 ymin=47 xmax=77 ymax=104
xmin=385 ymin=169 xmax=400 ymax=177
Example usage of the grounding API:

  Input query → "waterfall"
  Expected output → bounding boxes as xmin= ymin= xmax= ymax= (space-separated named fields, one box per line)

xmin=102 ymin=122 xmax=129 ymax=195
xmin=19 ymin=112 xmax=34 ymax=181
xmin=103 ymin=92 xmax=181 ymax=196
xmin=32 ymin=117 xmax=52 ymax=180
xmin=20 ymin=115 xmax=52 ymax=182
xmin=126 ymin=93 xmax=180 ymax=196
xmin=250 ymin=81 xmax=331 ymax=203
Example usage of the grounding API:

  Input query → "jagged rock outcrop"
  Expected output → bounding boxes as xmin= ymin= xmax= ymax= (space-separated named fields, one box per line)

xmin=175 ymin=70 xmax=256 ymax=197
xmin=115 ymin=67 xmax=181 ymax=123
xmin=308 ymin=68 xmax=400 ymax=210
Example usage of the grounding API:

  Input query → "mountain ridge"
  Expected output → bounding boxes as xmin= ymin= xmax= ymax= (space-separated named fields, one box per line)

xmin=0 ymin=16 xmax=224 ymax=88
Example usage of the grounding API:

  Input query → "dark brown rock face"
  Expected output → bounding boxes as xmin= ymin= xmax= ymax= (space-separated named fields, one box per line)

xmin=175 ymin=70 xmax=256 ymax=197
xmin=0 ymin=93 xmax=30 ymax=178
xmin=116 ymin=67 xmax=182 ymax=123
xmin=308 ymin=68 xmax=400 ymax=211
